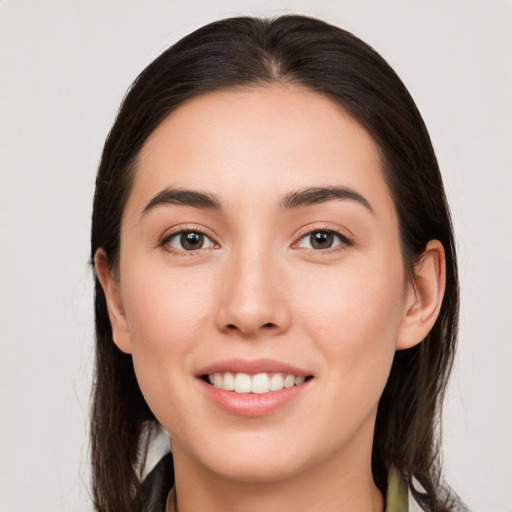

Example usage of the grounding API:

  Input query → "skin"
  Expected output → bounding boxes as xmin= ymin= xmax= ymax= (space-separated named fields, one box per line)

xmin=96 ymin=84 xmax=445 ymax=512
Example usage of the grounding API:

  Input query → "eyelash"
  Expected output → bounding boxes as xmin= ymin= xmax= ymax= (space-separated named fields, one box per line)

xmin=160 ymin=226 xmax=218 ymax=256
xmin=292 ymin=225 xmax=353 ymax=255
xmin=159 ymin=225 xmax=353 ymax=256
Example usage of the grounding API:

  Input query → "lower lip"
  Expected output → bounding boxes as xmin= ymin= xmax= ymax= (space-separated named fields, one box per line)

xmin=198 ymin=378 xmax=312 ymax=417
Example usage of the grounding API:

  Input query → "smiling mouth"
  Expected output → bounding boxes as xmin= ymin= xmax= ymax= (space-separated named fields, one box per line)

xmin=202 ymin=372 xmax=313 ymax=394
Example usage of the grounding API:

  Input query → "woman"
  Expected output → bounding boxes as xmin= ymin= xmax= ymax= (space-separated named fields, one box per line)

xmin=91 ymin=15 xmax=462 ymax=512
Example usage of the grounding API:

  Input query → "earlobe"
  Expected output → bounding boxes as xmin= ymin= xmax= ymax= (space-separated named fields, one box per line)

xmin=396 ymin=240 xmax=446 ymax=350
xmin=94 ymin=249 xmax=132 ymax=354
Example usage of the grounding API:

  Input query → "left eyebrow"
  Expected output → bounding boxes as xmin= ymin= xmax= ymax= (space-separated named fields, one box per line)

xmin=142 ymin=187 xmax=222 ymax=215
xmin=280 ymin=186 xmax=374 ymax=213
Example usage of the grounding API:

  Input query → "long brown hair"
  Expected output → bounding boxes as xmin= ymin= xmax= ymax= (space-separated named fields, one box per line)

xmin=90 ymin=15 xmax=459 ymax=511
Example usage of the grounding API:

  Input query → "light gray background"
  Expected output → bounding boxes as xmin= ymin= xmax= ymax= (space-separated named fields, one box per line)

xmin=1 ymin=1 xmax=511 ymax=511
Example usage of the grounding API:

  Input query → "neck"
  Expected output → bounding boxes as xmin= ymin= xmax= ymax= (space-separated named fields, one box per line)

xmin=170 ymin=433 xmax=383 ymax=512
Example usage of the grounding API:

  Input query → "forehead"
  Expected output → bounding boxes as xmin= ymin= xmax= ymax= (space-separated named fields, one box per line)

xmin=128 ymin=84 xmax=394 ymax=218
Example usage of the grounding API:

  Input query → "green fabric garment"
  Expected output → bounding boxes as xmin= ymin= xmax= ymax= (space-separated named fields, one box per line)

xmin=386 ymin=466 xmax=410 ymax=512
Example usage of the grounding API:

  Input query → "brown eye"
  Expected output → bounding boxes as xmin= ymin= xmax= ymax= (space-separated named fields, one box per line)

xmin=297 ymin=230 xmax=347 ymax=251
xmin=166 ymin=231 xmax=214 ymax=251
xmin=181 ymin=232 xmax=204 ymax=250
xmin=310 ymin=231 xmax=334 ymax=249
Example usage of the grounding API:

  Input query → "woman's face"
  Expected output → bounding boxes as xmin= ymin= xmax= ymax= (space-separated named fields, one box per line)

xmin=107 ymin=85 xmax=418 ymax=483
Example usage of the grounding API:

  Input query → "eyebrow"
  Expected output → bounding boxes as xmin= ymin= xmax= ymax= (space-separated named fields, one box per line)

xmin=142 ymin=185 xmax=373 ymax=216
xmin=143 ymin=187 xmax=222 ymax=214
xmin=280 ymin=186 xmax=374 ymax=213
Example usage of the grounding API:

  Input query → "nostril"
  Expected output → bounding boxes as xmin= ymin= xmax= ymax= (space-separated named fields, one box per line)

xmin=226 ymin=323 xmax=275 ymax=330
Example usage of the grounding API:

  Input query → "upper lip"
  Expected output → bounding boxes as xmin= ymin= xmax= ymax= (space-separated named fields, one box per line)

xmin=197 ymin=358 xmax=312 ymax=377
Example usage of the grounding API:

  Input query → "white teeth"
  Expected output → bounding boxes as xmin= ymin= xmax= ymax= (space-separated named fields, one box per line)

xmin=269 ymin=373 xmax=284 ymax=391
xmin=213 ymin=373 xmax=223 ymax=388
xmin=207 ymin=372 xmax=308 ymax=394
xmin=283 ymin=374 xmax=295 ymax=388
xmin=234 ymin=373 xmax=252 ymax=393
xmin=251 ymin=373 xmax=270 ymax=394
xmin=222 ymin=371 xmax=235 ymax=391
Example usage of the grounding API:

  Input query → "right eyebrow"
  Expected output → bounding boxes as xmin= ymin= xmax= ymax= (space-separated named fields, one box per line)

xmin=142 ymin=187 xmax=222 ymax=216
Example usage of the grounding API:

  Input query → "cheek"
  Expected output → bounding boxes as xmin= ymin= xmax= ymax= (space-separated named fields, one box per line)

xmin=122 ymin=264 xmax=215 ymax=350
xmin=118 ymin=262 xmax=218 ymax=405
xmin=291 ymin=257 xmax=405 ymax=383
xmin=119 ymin=266 xmax=225 ymax=440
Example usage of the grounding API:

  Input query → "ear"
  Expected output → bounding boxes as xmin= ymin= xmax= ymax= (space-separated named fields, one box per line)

xmin=396 ymin=240 xmax=446 ymax=350
xmin=94 ymin=249 xmax=132 ymax=354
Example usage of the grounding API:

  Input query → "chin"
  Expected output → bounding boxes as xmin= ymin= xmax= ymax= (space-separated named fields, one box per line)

xmin=207 ymin=451 xmax=307 ymax=484
xmin=181 ymin=428 xmax=320 ymax=484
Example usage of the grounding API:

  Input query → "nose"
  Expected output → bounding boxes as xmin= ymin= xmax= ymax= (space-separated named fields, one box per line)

xmin=214 ymin=247 xmax=291 ymax=338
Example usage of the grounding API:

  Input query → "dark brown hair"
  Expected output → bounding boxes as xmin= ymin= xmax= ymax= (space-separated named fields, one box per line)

xmin=90 ymin=15 xmax=459 ymax=511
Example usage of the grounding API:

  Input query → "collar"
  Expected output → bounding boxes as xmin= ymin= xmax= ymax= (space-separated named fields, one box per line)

xmin=386 ymin=466 xmax=409 ymax=512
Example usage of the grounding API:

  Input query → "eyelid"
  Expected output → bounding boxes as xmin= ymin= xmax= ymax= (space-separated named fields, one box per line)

xmin=159 ymin=224 xmax=220 ymax=253
xmin=291 ymin=224 xmax=354 ymax=252
xmin=157 ymin=223 xmax=354 ymax=255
